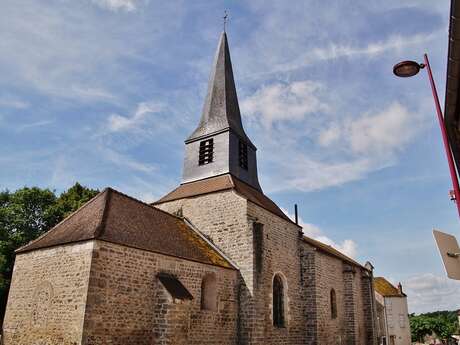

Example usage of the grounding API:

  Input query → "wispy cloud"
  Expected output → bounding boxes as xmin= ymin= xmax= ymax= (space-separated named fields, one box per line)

xmin=282 ymin=208 xmax=358 ymax=259
xmin=241 ymin=81 xmax=329 ymax=127
xmin=90 ymin=0 xmax=138 ymax=12
xmin=16 ymin=120 xmax=54 ymax=132
xmin=98 ymin=146 xmax=157 ymax=173
xmin=321 ymin=102 xmax=420 ymax=157
xmin=0 ymin=96 xmax=29 ymax=109
xmin=246 ymin=81 xmax=425 ymax=192
xmin=270 ymin=32 xmax=440 ymax=75
xmin=107 ymin=101 xmax=164 ymax=132
xmin=403 ymin=273 xmax=460 ymax=313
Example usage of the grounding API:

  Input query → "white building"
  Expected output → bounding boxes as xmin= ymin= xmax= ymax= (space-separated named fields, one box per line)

xmin=374 ymin=277 xmax=411 ymax=345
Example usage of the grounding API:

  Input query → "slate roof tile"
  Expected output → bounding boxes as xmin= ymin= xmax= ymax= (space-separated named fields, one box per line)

xmin=17 ymin=188 xmax=234 ymax=270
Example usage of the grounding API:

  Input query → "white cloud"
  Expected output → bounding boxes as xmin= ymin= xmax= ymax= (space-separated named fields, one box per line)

xmin=100 ymin=146 xmax=157 ymax=173
xmin=0 ymin=0 xmax=184 ymax=102
xmin=271 ymin=32 xmax=439 ymax=75
xmin=107 ymin=101 xmax=163 ymax=132
xmin=346 ymin=102 xmax=418 ymax=156
xmin=403 ymin=273 xmax=460 ymax=313
xmin=246 ymin=83 xmax=423 ymax=192
xmin=318 ymin=102 xmax=419 ymax=156
xmin=318 ymin=125 xmax=341 ymax=147
xmin=0 ymin=96 xmax=29 ymax=109
xmin=282 ymin=208 xmax=358 ymax=259
xmin=90 ymin=0 xmax=138 ymax=12
xmin=241 ymin=81 xmax=328 ymax=127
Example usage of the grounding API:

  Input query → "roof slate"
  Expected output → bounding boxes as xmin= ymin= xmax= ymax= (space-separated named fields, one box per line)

xmin=154 ymin=174 xmax=294 ymax=224
xmin=186 ymin=32 xmax=253 ymax=146
xmin=17 ymin=188 xmax=234 ymax=270
xmin=374 ymin=277 xmax=406 ymax=297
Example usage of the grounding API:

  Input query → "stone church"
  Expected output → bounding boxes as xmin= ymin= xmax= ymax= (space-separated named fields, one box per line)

xmin=3 ymin=32 xmax=378 ymax=345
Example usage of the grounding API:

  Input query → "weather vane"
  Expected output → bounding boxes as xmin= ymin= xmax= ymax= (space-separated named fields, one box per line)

xmin=223 ymin=10 xmax=228 ymax=32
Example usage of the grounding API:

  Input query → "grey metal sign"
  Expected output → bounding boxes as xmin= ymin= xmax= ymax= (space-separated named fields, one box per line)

xmin=433 ymin=229 xmax=460 ymax=280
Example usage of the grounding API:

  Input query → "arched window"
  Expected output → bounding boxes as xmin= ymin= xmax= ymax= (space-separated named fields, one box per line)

xmin=201 ymin=273 xmax=217 ymax=311
xmin=330 ymin=289 xmax=337 ymax=319
xmin=273 ymin=274 xmax=285 ymax=327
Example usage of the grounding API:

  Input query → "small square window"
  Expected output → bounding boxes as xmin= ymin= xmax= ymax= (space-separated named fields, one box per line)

xmin=239 ymin=140 xmax=248 ymax=170
xmin=199 ymin=139 xmax=214 ymax=165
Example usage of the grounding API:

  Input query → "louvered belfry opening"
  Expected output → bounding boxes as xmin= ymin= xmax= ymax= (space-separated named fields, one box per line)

xmin=199 ymin=139 xmax=214 ymax=165
xmin=273 ymin=274 xmax=285 ymax=328
xmin=239 ymin=140 xmax=248 ymax=170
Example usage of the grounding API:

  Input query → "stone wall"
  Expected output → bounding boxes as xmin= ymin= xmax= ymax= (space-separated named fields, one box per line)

xmin=82 ymin=240 xmax=238 ymax=345
xmin=300 ymin=242 xmax=377 ymax=345
xmin=246 ymin=201 xmax=305 ymax=345
xmin=157 ymin=192 xmax=307 ymax=345
xmin=156 ymin=191 xmax=254 ymax=343
xmin=312 ymin=245 xmax=347 ymax=345
xmin=3 ymin=241 xmax=94 ymax=345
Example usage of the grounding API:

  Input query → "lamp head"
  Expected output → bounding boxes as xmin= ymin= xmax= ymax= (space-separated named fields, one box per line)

xmin=393 ymin=60 xmax=425 ymax=78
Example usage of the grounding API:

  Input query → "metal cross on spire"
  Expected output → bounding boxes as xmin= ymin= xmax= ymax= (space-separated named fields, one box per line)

xmin=223 ymin=10 xmax=228 ymax=32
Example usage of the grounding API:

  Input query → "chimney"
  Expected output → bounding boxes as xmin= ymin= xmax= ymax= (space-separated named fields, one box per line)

xmin=397 ymin=282 xmax=403 ymax=294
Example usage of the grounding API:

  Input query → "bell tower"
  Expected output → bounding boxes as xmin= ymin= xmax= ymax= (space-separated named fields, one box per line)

xmin=182 ymin=32 xmax=261 ymax=191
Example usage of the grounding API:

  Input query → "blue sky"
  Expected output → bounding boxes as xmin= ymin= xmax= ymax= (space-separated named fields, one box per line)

xmin=1 ymin=0 xmax=458 ymax=313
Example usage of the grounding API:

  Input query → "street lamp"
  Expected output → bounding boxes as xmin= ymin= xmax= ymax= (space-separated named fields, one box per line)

xmin=393 ymin=54 xmax=460 ymax=219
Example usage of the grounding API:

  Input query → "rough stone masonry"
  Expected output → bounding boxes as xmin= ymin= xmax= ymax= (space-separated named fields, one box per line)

xmin=3 ymin=31 xmax=378 ymax=345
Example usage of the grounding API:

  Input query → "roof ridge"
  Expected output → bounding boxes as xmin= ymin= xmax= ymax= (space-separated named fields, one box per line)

xmin=16 ymin=188 xmax=110 ymax=253
xmin=105 ymin=187 xmax=188 ymax=222
xmin=302 ymin=235 xmax=365 ymax=269
xmin=93 ymin=188 xmax=113 ymax=239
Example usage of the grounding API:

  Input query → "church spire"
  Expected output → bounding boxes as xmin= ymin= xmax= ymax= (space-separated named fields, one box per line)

xmin=182 ymin=32 xmax=261 ymax=191
xmin=186 ymin=32 xmax=253 ymax=147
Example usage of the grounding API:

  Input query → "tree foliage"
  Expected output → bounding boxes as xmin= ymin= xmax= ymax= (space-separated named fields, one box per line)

xmin=410 ymin=311 xmax=459 ymax=344
xmin=0 ymin=183 xmax=98 ymax=324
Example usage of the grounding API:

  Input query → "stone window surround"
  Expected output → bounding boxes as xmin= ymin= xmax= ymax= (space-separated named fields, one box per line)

xmin=269 ymin=271 xmax=289 ymax=328
xmin=200 ymin=272 xmax=218 ymax=311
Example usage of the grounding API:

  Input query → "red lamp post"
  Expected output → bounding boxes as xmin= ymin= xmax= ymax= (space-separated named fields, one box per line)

xmin=393 ymin=54 xmax=460 ymax=218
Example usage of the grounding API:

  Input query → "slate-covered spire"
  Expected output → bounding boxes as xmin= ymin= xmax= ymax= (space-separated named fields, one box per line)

xmin=186 ymin=32 xmax=253 ymax=146
xmin=182 ymin=32 xmax=261 ymax=191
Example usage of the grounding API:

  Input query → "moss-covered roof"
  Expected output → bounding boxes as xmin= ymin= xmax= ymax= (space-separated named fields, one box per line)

xmin=17 ymin=188 xmax=235 ymax=270
xmin=374 ymin=277 xmax=406 ymax=297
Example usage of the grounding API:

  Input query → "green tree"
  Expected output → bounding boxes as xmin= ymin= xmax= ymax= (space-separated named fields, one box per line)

xmin=54 ymin=182 xmax=99 ymax=218
xmin=0 ymin=183 xmax=98 ymax=325
xmin=410 ymin=311 xmax=459 ymax=344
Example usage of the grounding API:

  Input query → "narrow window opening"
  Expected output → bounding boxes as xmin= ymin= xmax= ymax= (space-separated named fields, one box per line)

xmin=330 ymin=289 xmax=337 ymax=319
xmin=273 ymin=274 xmax=285 ymax=327
xmin=253 ymin=223 xmax=264 ymax=275
xmin=239 ymin=140 xmax=248 ymax=170
xmin=201 ymin=273 xmax=217 ymax=311
xmin=199 ymin=139 xmax=214 ymax=165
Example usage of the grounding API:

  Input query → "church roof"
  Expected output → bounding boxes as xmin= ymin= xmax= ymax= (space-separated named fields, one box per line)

xmin=186 ymin=32 xmax=253 ymax=147
xmin=154 ymin=174 xmax=295 ymax=224
xmin=16 ymin=188 xmax=235 ymax=270
xmin=374 ymin=277 xmax=406 ymax=297
xmin=301 ymin=236 xmax=367 ymax=270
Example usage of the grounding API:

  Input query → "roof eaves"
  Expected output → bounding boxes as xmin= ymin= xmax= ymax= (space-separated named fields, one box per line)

xmin=302 ymin=236 xmax=367 ymax=270
xmin=182 ymin=217 xmax=239 ymax=270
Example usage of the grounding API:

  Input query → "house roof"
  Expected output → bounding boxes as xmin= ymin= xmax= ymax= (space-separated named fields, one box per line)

xmin=301 ymin=236 xmax=367 ymax=270
xmin=154 ymin=174 xmax=295 ymax=224
xmin=17 ymin=188 xmax=235 ymax=270
xmin=374 ymin=277 xmax=406 ymax=297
